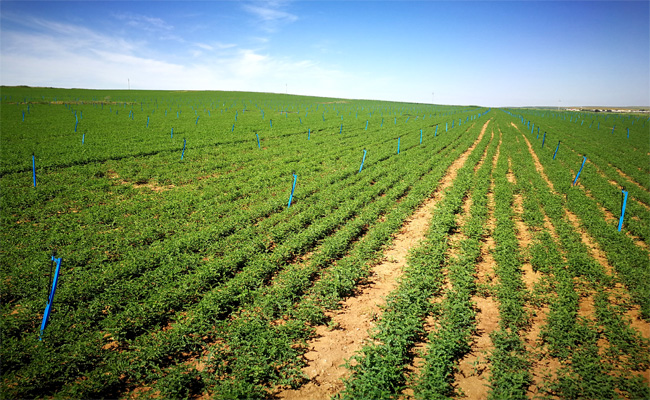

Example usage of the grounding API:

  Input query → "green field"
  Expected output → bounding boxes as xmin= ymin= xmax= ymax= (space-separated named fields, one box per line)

xmin=1 ymin=87 xmax=648 ymax=399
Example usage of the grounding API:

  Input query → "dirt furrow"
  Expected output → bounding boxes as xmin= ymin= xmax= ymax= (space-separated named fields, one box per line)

xmin=518 ymin=129 xmax=649 ymax=341
xmin=577 ymin=184 xmax=648 ymax=251
xmin=526 ymin=214 xmax=562 ymax=398
xmin=277 ymin=119 xmax=492 ymax=400
xmin=609 ymin=162 xmax=650 ymax=194
xmin=454 ymin=128 xmax=502 ymax=399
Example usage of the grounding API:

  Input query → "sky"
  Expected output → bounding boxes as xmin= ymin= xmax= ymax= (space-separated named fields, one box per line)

xmin=1 ymin=1 xmax=648 ymax=107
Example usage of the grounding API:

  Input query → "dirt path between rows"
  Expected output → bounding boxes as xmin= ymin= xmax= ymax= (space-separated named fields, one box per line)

xmin=517 ymin=128 xmax=649 ymax=342
xmin=276 ymin=119 xmax=492 ymax=400
xmin=610 ymin=162 xmax=650 ymax=194
xmin=454 ymin=127 xmax=501 ymax=399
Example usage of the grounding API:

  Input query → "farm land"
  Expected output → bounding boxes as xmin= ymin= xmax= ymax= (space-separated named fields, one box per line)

xmin=1 ymin=87 xmax=649 ymax=399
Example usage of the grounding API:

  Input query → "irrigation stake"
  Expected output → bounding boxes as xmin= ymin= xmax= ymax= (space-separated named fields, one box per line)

xmin=32 ymin=154 xmax=36 ymax=187
xmin=40 ymin=253 xmax=62 ymax=341
xmin=553 ymin=141 xmax=561 ymax=160
xmin=618 ymin=189 xmax=628 ymax=231
xmin=287 ymin=173 xmax=297 ymax=208
xmin=572 ymin=155 xmax=587 ymax=186
xmin=181 ymin=139 xmax=186 ymax=160
xmin=358 ymin=149 xmax=367 ymax=173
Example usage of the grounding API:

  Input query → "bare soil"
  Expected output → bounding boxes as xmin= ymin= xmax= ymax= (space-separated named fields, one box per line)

xmin=454 ymin=128 xmax=502 ymax=399
xmin=277 ymin=119 xmax=492 ymax=400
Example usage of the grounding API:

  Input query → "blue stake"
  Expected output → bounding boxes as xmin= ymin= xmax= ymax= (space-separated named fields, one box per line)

xmin=420 ymin=129 xmax=423 ymax=144
xmin=359 ymin=149 xmax=367 ymax=173
xmin=611 ymin=125 xmax=615 ymax=134
xmin=181 ymin=139 xmax=186 ymax=160
xmin=365 ymin=120 xmax=368 ymax=130
xmin=196 ymin=116 xmax=199 ymax=125
xmin=435 ymin=125 xmax=438 ymax=137
xmin=618 ymin=189 xmax=628 ymax=231
xmin=232 ymin=124 xmax=235 ymax=132
xmin=22 ymin=111 xmax=25 ymax=121
xmin=171 ymin=127 xmax=173 ymax=138
xmin=270 ymin=119 xmax=272 ymax=127
xmin=340 ymin=124 xmax=343 ymax=134
xmin=553 ymin=141 xmax=561 ymax=160
xmin=572 ymin=156 xmax=587 ymax=186
xmin=256 ymin=133 xmax=260 ymax=149
xmin=542 ymin=132 xmax=546 ymax=148
xmin=32 ymin=154 xmax=36 ymax=187
xmin=287 ymin=173 xmax=297 ymax=208
xmin=397 ymin=137 xmax=401 ymax=154
xmin=147 ymin=116 xmax=149 ymax=128
xmin=308 ymin=129 xmax=311 ymax=140
xmin=39 ymin=254 xmax=62 ymax=341
xmin=627 ymin=127 xmax=629 ymax=138
xmin=74 ymin=120 xmax=78 ymax=132
xmin=82 ymin=133 xmax=85 ymax=144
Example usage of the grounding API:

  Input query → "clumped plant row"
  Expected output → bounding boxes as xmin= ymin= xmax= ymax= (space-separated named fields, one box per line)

xmin=501 ymin=115 xmax=649 ymax=398
xmin=337 ymin=119 xmax=492 ymax=399
xmin=0 ymin=87 xmax=487 ymax=398
xmin=2 ymin=87 xmax=647 ymax=398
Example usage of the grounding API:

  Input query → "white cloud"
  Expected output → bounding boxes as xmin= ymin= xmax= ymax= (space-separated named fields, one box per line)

xmin=0 ymin=15 xmax=352 ymax=98
xmin=112 ymin=12 xmax=173 ymax=32
xmin=242 ymin=1 xmax=298 ymax=32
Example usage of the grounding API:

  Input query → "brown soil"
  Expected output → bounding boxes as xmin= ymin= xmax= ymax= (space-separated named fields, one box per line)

xmin=107 ymin=170 xmax=175 ymax=192
xmin=610 ymin=163 xmax=650 ymax=194
xmin=525 ymin=214 xmax=563 ymax=396
xmin=512 ymin=193 xmax=539 ymax=292
xmin=507 ymin=158 xmax=517 ymax=184
xmin=473 ymin=127 xmax=495 ymax=174
xmin=517 ymin=129 xmax=650 ymax=344
xmin=454 ymin=128 xmax=502 ymax=399
xmin=584 ymin=194 xmax=648 ymax=250
xmin=277 ymin=119 xmax=492 ymax=400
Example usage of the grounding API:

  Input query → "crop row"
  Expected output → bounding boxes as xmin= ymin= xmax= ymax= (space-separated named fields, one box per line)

xmin=1 ymin=88 xmax=489 ymax=397
xmin=337 ymin=119 xmax=492 ymax=398
xmin=503 ymin=113 xmax=649 ymax=397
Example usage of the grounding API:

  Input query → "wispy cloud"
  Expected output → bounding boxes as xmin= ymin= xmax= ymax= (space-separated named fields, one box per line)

xmin=0 ymin=14 xmax=349 ymax=98
xmin=242 ymin=1 xmax=298 ymax=32
xmin=112 ymin=12 xmax=173 ymax=32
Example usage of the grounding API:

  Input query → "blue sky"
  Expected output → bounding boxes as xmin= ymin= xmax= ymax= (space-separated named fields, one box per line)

xmin=1 ymin=1 xmax=648 ymax=107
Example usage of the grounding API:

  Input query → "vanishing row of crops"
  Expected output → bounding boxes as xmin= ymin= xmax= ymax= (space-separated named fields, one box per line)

xmin=1 ymin=87 xmax=489 ymax=398
xmin=1 ymin=87 xmax=648 ymax=399
xmin=335 ymin=111 xmax=649 ymax=398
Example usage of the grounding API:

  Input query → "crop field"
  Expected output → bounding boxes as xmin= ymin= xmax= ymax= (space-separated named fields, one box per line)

xmin=1 ymin=87 xmax=649 ymax=399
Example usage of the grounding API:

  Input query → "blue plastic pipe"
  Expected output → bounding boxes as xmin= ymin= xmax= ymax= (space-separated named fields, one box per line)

xmin=32 ymin=154 xmax=36 ymax=187
xmin=287 ymin=174 xmax=297 ymax=208
xmin=618 ymin=190 xmax=628 ymax=231
xmin=359 ymin=149 xmax=367 ymax=173
xmin=572 ymin=156 xmax=587 ymax=186
xmin=40 ymin=256 xmax=62 ymax=340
